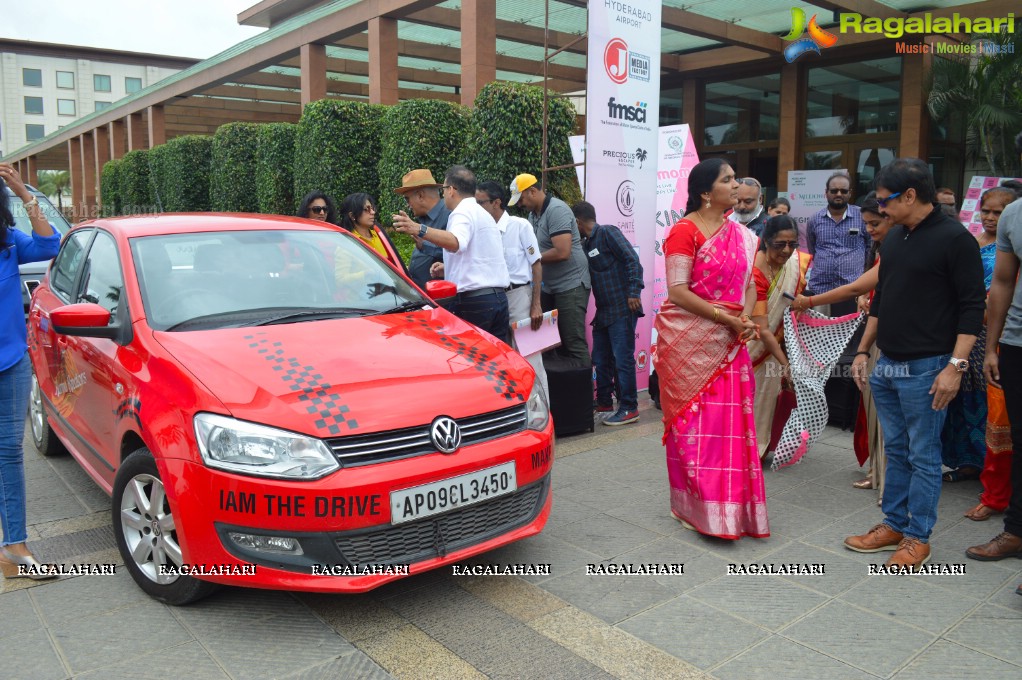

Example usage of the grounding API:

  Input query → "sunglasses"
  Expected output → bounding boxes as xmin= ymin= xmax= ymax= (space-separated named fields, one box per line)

xmin=309 ymin=206 xmax=328 ymax=214
xmin=828 ymin=188 xmax=850 ymax=195
xmin=769 ymin=240 xmax=798 ymax=250
xmin=441 ymin=185 xmax=453 ymax=192
xmin=876 ymin=191 xmax=902 ymax=208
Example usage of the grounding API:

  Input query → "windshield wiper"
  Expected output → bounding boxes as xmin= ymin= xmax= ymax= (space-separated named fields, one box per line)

xmin=247 ymin=307 xmax=375 ymax=326
xmin=164 ymin=311 xmax=263 ymax=331
xmin=381 ymin=300 xmax=430 ymax=314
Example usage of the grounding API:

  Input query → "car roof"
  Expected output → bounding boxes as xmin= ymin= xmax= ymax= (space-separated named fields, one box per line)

xmin=71 ymin=213 xmax=344 ymax=239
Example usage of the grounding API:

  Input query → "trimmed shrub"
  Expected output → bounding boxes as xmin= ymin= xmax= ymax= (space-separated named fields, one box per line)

xmin=256 ymin=122 xmax=298 ymax=216
xmin=465 ymin=82 xmax=581 ymax=207
xmin=377 ymin=99 xmax=471 ymax=225
xmin=100 ymin=159 xmax=121 ymax=217
xmin=293 ymin=100 xmax=385 ymax=219
xmin=150 ymin=135 xmax=213 ymax=212
xmin=118 ymin=149 xmax=152 ymax=215
xmin=147 ymin=143 xmax=171 ymax=212
xmin=211 ymin=122 xmax=260 ymax=212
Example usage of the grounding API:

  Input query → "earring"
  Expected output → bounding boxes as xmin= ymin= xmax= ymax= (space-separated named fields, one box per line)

xmin=705 ymin=198 xmax=711 ymax=209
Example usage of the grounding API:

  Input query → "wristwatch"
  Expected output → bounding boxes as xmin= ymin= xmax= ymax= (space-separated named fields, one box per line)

xmin=418 ymin=224 xmax=428 ymax=238
xmin=949 ymin=357 xmax=969 ymax=372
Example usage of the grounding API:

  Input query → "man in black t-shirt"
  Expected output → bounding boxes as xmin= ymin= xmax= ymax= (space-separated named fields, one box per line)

xmin=844 ymin=158 xmax=986 ymax=571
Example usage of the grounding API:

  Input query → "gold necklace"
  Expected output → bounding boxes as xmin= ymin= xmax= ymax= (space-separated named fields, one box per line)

xmin=694 ymin=211 xmax=722 ymax=238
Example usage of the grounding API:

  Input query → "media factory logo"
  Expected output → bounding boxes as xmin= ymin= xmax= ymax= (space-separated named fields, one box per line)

xmin=604 ymin=37 xmax=650 ymax=84
xmin=782 ymin=7 xmax=838 ymax=62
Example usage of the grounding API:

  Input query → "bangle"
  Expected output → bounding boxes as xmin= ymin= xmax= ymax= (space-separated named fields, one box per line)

xmin=855 ymin=351 xmax=870 ymax=358
xmin=23 ymin=197 xmax=39 ymax=210
xmin=808 ymin=296 xmax=814 ymax=308
xmin=712 ymin=308 xmax=720 ymax=323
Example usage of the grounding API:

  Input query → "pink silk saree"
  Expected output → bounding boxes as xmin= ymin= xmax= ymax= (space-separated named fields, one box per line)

xmin=654 ymin=219 xmax=769 ymax=539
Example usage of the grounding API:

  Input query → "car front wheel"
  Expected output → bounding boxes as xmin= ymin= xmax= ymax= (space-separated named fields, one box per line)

xmin=29 ymin=371 xmax=65 ymax=457
xmin=112 ymin=447 xmax=219 ymax=605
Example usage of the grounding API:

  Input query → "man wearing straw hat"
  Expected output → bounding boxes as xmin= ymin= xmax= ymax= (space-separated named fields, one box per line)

xmin=392 ymin=169 xmax=451 ymax=288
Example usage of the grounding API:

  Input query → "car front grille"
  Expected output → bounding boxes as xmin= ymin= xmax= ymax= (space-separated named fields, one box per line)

xmin=325 ymin=405 xmax=528 ymax=467
xmin=333 ymin=476 xmax=547 ymax=567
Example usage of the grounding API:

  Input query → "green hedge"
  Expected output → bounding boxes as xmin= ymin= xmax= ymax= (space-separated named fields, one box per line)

xmin=377 ymin=99 xmax=471 ymax=225
xmin=147 ymin=143 xmax=171 ymax=212
xmin=118 ymin=149 xmax=152 ymax=215
xmin=256 ymin=122 xmax=298 ymax=216
xmin=466 ymin=82 xmax=581 ymax=208
xmin=100 ymin=159 xmax=121 ymax=217
xmin=294 ymin=100 xmax=385 ymax=220
xmin=211 ymin=122 xmax=260 ymax=212
xmin=150 ymin=135 xmax=213 ymax=212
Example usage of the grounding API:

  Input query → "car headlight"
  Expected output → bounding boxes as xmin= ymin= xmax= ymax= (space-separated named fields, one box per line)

xmin=525 ymin=382 xmax=550 ymax=431
xmin=194 ymin=413 xmax=339 ymax=480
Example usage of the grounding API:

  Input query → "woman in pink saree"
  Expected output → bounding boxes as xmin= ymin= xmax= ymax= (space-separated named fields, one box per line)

xmin=655 ymin=159 xmax=769 ymax=539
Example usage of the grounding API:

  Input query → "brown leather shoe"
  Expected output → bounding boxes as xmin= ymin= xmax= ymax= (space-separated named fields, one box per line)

xmin=885 ymin=537 xmax=931 ymax=569
xmin=844 ymin=523 xmax=903 ymax=553
xmin=965 ymin=531 xmax=1022 ymax=561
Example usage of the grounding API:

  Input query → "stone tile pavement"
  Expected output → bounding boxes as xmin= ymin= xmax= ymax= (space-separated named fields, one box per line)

xmin=4 ymin=398 xmax=1021 ymax=679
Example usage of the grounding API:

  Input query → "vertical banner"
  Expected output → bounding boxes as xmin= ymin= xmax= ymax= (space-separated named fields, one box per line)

xmin=653 ymin=124 xmax=698 ymax=318
xmin=787 ymin=169 xmax=847 ymax=250
xmin=586 ymin=0 xmax=661 ymax=388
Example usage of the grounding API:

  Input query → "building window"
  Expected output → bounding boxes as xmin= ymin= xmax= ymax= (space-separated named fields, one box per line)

xmin=660 ymin=87 xmax=684 ymax=127
xmin=56 ymin=71 xmax=75 ymax=89
xmin=24 ymin=96 xmax=44 ymax=115
xmin=23 ymin=68 xmax=42 ymax=87
xmin=125 ymin=77 xmax=142 ymax=94
xmin=94 ymin=74 xmax=112 ymax=92
xmin=95 ymin=101 xmax=111 ymax=112
xmin=704 ymin=72 xmax=781 ymax=145
xmin=26 ymin=124 xmax=45 ymax=141
xmin=806 ymin=57 xmax=901 ymax=137
xmin=58 ymin=99 xmax=76 ymax=116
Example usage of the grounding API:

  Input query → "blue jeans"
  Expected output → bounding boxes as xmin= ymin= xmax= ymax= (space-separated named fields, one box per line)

xmin=869 ymin=353 xmax=951 ymax=542
xmin=0 ymin=352 xmax=31 ymax=546
xmin=453 ymin=289 xmax=510 ymax=345
xmin=592 ymin=314 xmax=638 ymax=412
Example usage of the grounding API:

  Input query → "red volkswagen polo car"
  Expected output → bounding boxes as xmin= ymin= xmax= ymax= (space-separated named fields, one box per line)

xmin=27 ymin=214 xmax=552 ymax=604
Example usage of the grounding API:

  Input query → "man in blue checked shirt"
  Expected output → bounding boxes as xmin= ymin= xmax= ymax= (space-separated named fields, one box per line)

xmin=572 ymin=201 xmax=644 ymax=426
xmin=806 ymin=172 xmax=871 ymax=312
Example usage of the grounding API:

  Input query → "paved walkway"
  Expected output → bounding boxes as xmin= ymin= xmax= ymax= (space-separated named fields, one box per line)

xmin=4 ymin=398 xmax=1021 ymax=679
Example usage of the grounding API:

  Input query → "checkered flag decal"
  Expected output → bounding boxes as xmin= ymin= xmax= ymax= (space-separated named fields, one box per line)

xmin=404 ymin=315 xmax=524 ymax=402
xmin=243 ymin=333 xmax=358 ymax=435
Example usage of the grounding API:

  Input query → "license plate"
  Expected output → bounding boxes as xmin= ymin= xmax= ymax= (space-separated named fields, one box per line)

xmin=390 ymin=462 xmax=517 ymax=525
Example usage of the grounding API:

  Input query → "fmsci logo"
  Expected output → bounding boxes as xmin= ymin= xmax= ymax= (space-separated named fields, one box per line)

xmin=604 ymin=37 xmax=650 ymax=84
xmin=607 ymin=97 xmax=647 ymax=123
xmin=782 ymin=7 xmax=838 ymax=62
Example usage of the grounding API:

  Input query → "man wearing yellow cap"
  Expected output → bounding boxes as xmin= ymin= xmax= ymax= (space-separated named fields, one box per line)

xmin=509 ymin=174 xmax=591 ymax=364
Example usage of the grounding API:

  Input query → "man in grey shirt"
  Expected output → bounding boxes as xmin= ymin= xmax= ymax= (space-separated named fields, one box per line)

xmin=967 ymin=176 xmax=1022 ymax=570
xmin=509 ymin=173 xmax=591 ymax=364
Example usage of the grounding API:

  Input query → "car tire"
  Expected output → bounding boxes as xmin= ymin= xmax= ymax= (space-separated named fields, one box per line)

xmin=29 ymin=370 xmax=65 ymax=457
xmin=112 ymin=447 xmax=219 ymax=606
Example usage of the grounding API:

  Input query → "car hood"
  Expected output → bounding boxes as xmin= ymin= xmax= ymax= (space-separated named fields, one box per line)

xmin=152 ymin=308 xmax=532 ymax=438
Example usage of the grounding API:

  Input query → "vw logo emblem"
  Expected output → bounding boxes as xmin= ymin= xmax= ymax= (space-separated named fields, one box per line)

xmin=430 ymin=417 xmax=462 ymax=454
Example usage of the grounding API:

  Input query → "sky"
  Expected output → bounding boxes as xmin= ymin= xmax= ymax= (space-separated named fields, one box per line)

xmin=4 ymin=0 xmax=267 ymax=60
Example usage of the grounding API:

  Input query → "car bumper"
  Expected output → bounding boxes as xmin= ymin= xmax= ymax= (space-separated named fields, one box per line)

xmin=158 ymin=426 xmax=553 ymax=592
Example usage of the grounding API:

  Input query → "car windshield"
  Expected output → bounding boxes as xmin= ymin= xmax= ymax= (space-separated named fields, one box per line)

xmin=6 ymin=189 xmax=71 ymax=234
xmin=131 ymin=229 xmax=427 ymax=331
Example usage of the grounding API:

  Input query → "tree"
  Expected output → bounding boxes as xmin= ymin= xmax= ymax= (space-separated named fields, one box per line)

xmin=927 ymin=26 xmax=1022 ymax=177
xmin=36 ymin=170 xmax=71 ymax=211
xmin=635 ymin=148 xmax=648 ymax=169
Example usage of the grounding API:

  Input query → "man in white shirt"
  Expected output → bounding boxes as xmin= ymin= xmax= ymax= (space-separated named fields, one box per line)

xmin=394 ymin=165 xmax=511 ymax=343
xmin=477 ymin=180 xmax=548 ymax=398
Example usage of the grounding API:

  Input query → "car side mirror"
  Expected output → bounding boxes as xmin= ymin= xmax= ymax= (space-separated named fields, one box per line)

xmin=425 ymin=280 xmax=457 ymax=300
xmin=51 ymin=303 xmax=125 ymax=341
